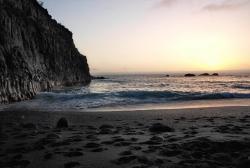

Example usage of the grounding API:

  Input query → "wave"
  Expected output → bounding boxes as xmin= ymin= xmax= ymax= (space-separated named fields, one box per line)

xmin=4 ymin=75 xmax=250 ymax=111
xmin=115 ymin=90 xmax=185 ymax=99
xmin=37 ymin=90 xmax=250 ymax=103
xmin=36 ymin=92 xmax=107 ymax=102
xmin=232 ymin=84 xmax=250 ymax=90
xmin=179 ymin=92 xmax=250 ymax=100
xmin=113 ymin=90 xmax=250 ymax=100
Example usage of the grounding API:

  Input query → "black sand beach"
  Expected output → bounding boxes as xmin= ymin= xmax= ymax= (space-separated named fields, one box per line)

xmin=1 ymin=106 xmax=250 ymax=168
xmin=1 ymin=0 xmax=250 ymax=168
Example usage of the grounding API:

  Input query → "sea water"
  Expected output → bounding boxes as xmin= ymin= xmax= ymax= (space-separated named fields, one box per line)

xmin=1 ymin=74 xmax=250 ymax=111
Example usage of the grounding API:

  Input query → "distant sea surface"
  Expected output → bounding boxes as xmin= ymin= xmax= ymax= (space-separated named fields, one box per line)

xmin=2 ymin=74 xmax=250 ymax=111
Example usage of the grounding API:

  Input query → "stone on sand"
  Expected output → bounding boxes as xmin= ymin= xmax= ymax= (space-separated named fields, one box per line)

xmin=56 ymin=118 xmax=68 ymax=128
xmin=149 ymin=123 xmax=174 ymax=133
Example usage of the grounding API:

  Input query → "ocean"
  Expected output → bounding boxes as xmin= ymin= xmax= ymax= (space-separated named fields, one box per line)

xmin=1 ymin=74 xmax=250 ymax=111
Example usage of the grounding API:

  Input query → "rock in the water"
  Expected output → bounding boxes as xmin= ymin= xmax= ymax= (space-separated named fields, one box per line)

xmin=199 ymin=73 xmax=210 ymax=76
xmin=0 ymin=0 xmax=91 ymax=104
xmin=212 ymin=73 xmax=219 ymax=76
xmin=91 ymin=76 xmax=107 ymax=80
xmin=149 ymin=123 xmax=174 ymax=133
xmin=185 ymin=73 xmax=196 ymax=77
xmin=56 ymin=118 xmax=68 ymax=128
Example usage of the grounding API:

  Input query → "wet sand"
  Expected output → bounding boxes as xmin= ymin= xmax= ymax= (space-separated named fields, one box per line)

xmin=0 ymin=106 xmax=250 ymax=168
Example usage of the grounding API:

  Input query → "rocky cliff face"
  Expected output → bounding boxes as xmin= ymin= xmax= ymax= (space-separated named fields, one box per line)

xmin=0 ymin=0 xmax=91 ymax=103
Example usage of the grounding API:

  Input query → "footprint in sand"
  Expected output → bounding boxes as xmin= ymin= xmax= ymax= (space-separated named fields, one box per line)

xmin=64 ymin=161 xmax=80 ymax=168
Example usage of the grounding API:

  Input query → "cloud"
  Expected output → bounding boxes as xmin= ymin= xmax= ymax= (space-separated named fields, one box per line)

xmin=152 ymin=0 xmax=178 ymax=8
xmin=203 ymin=0 xmax=250 ymax=11
xmin=151 ymin=0 xmax=250 ymax=12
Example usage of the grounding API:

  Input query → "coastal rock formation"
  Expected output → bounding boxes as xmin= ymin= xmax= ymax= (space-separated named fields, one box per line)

xmin=199 ymin=73 xmax=210 ymax=76
xmin=184 ymin=73 xmax=196 ymax=77
xmin=212 ymin=73 xmax=219 ymax=76
xmin=91 ymin=76 xmax=107 ymax=80
xmin=0 ymin=0 xmax=91 ymax=103
xmin=199 ymin=73 xmax=219 ymax=76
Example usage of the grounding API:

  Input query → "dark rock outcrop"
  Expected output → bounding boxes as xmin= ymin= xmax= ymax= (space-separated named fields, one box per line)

xmin=212 ymin=73 xmax=219 ymax=76
xmin=149 ymin=123 xmax=174 ymax=133
xmin=56 ymin=118 xmax=68 ymax=128
xmin=199 ymin=73 xmax=210 ymax=76
xmin=199 ymin=73 xmax=219 ymax=77
xmin=0 ymin=0 xmax=91 ymax=103
xmin=184 ymin=73 xmax=196 ymax=77
xmin=91 ymin=76 xmax=107 ymax=80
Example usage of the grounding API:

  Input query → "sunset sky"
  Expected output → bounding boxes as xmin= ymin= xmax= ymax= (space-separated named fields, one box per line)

xmin=42 ymin=0 xmax=250 ymax=74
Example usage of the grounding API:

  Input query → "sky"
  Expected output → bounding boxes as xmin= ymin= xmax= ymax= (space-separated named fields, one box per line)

xmin=42 ymin=0 xmax=250 ymax=74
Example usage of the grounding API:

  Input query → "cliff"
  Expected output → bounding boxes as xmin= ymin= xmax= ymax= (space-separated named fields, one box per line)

xmin=0 ymin=0 xmax=91 ymax=103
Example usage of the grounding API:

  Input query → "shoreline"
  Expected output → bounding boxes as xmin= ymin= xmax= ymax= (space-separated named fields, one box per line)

xmin=1 ymin=98 xmax=250 ymax=113
xmin=87 ymin=98 xmax=250 ymax=112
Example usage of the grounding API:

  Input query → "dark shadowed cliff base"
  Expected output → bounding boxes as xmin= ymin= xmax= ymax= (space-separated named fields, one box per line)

xmin=0 ymin=0 xmax=91 ymax=103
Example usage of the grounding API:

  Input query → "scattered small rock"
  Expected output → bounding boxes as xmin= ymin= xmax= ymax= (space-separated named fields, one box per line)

xmin=149 ymin=123 xmax=174 ymax=133
xmin=56 ymin=118 xmax=68 ymax=128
